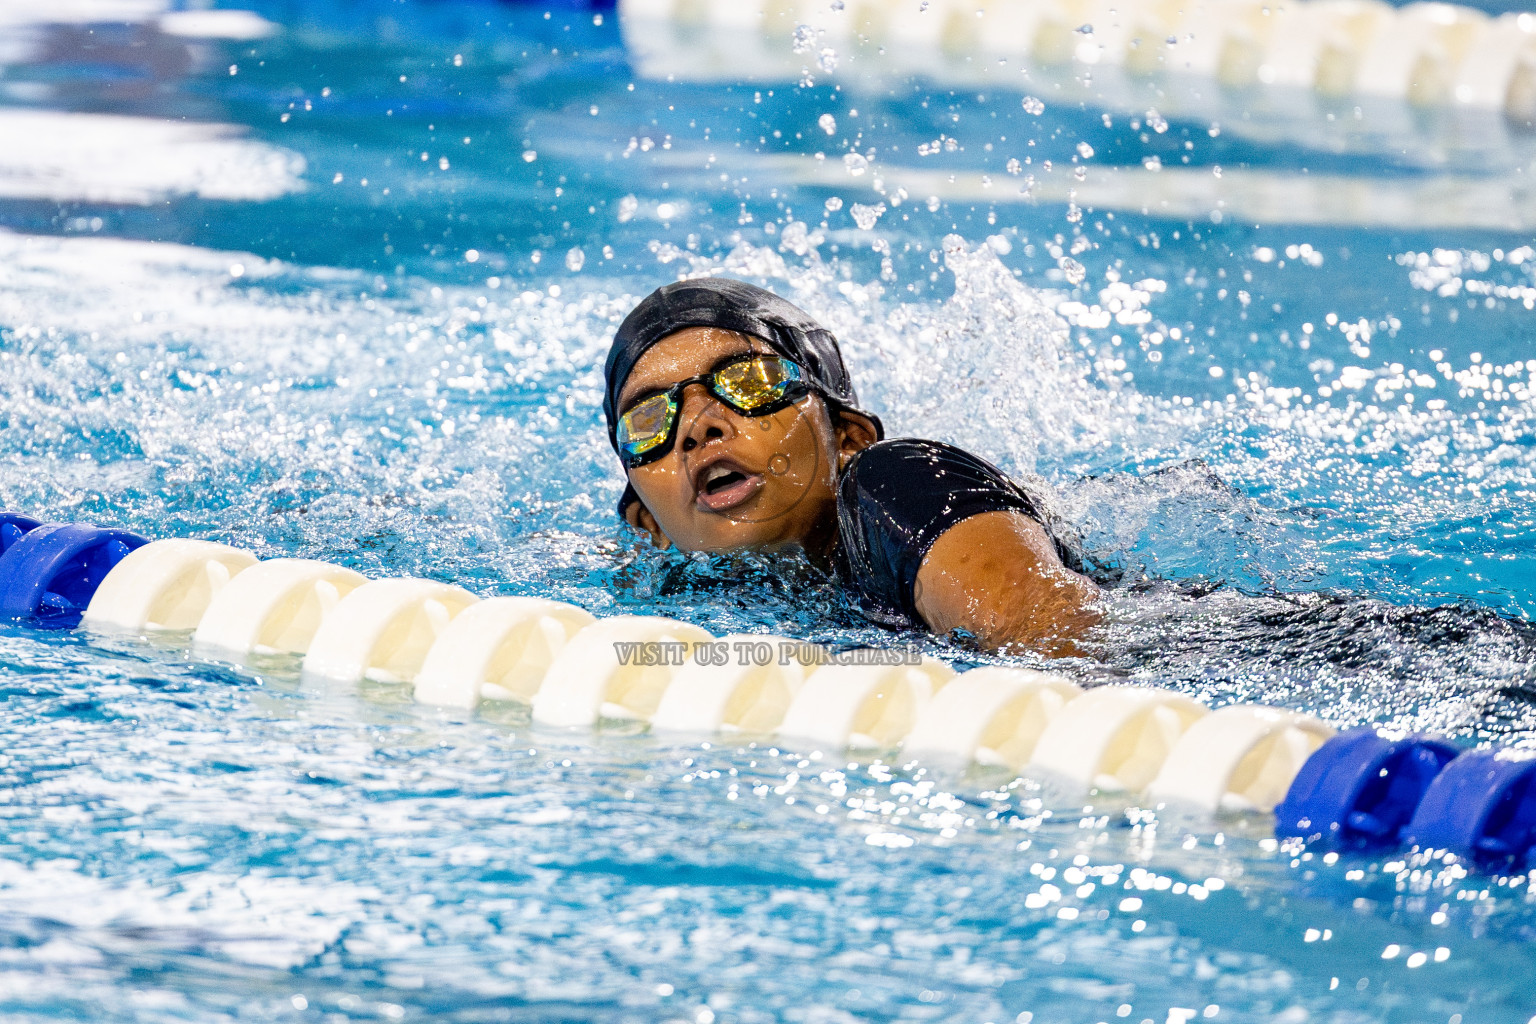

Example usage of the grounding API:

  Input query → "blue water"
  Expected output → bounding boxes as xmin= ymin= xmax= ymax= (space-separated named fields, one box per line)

xmin=2 ymin=2 xmax=1536 ymax=1021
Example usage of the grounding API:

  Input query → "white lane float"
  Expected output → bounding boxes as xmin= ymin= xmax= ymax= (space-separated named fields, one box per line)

xmin=902 ymin=666 xmax=1082 ymax=770
xmin=1454 ymin=12 xmax=1536 ymax=113
xmin=617 ymin=0 xmax=1536 ymax=119
xmin=1148 ymin=705 xmax=1336 ymax=813
xmin=1310 ymin=0 xmax=1397 ymax=96
xmin=1029 ymin=685 xmax=1208 ymax=793
xmin=530 ymin=615 xmax=714 ymax=727
xmin=1355 ymin=1 xmax=1487 ymax=105
xmin=776 ymin=657 xmax=955 ymax=752
xmin=939 ymin=0 xmax=1054 ymax=62
xmin=414 ymin=597 xmax=597 ymax=708
xmin=80 ymin=538 xmax=258 ymax=632
xmin=651 ymin=633 xmax=815 ymax=735
xmin=192 ymin=558 xmax=366 ymax=655
xmin=302 ymin=577 xmax=480 ymax=684
xmin=1219 ymin=1 xmax=1297 ymax=88
xmin=1157 ymin=0 xmax=1260 ymax=79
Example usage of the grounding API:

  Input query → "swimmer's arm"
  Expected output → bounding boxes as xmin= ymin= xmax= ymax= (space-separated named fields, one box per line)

xmin=912 ymin=510 xmax=1101 ymax=656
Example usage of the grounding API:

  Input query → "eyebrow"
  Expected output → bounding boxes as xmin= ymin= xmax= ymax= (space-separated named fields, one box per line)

xmin=617 ymin=342 xmax=766 ymax=412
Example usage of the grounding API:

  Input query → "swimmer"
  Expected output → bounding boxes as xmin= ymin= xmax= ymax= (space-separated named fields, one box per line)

xmin=603 ymin=277 xmax=1101 ymax=655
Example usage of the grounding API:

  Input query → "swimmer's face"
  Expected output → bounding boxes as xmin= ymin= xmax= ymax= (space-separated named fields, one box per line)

xmin=617 ymin=326 xmax=877 ymax=554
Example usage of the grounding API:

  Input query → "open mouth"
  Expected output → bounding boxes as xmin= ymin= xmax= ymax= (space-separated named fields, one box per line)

xmin=702 ymin=466 xmax=747 ymax=494
xmin=694 ymin=459 xmax=764 ymax=513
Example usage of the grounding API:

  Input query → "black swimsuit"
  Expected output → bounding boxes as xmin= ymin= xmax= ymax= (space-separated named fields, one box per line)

xmin=831 ymin=438 xmax=1088 ymax=630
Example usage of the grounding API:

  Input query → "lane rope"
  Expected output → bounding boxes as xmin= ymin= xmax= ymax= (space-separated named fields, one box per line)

xmin=1 ymin=515 xmax=1529 ymax=870
xmin=618 ymin=0 xmax=1536 ymax=121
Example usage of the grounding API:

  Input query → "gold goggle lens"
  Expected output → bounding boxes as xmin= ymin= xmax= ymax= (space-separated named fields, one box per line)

xmin=714 ymin=356 xmax=798 ymax=410
xmin=617 ymin=392 xmax=676 ymax=456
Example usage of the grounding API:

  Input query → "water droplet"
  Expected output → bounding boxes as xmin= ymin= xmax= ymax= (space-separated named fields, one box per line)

xmin=842 ymin=153 xmax=869 ymax=176
xmin=850 ymin=202 xmax=886 ymax=230
xmin=818 ymin=113 xmax=837 ymax=135
xmin=1022 ymin=96 xmax=1045 ymax=115
xmin=768 ymin=453 xmax=790 ymax=474
xmin=565 ymin=247 xmax=585 ymax=272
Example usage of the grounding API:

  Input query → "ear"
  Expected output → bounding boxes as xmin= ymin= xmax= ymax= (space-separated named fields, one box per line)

xmin=833 ymin=409 xmax=881 ymax=460
xmin=622 ymin=496 xmax=673 ymax=550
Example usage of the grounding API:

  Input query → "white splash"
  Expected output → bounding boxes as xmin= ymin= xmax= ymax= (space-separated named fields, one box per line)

xmin=157 ymin=9 xmax=280 ymax=39
xmin=0 ymin=109 xmax=305 ymax=205
xmin=0 ymin=0 xmax=166 ymax=30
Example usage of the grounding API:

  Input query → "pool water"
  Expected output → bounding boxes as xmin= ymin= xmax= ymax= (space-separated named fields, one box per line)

xmin=2 ymin=1 xmax=1536 ymax=1021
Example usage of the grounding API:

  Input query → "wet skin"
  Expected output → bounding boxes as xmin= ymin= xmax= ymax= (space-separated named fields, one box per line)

xmin=618 ymin=327 xmax=870 ymax=556
xmin=619 ymin=326 xmax=1101 ymax=655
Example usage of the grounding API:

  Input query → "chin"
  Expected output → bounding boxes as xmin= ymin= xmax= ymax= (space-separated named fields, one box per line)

xmin=686 ymin=516 xmax=795 ymax=553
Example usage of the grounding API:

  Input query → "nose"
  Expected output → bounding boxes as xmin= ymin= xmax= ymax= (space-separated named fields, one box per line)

xmin=676 ymin=382 xmax=736 ymax=455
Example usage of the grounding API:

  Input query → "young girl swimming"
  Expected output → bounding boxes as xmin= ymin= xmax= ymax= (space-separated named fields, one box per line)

xmin=603 ymin=277 xmax=1101 ymax=655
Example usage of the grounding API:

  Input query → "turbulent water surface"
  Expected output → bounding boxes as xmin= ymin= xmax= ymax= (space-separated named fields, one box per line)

xmin=1 ymin=2 xmax=1535 ymax=1021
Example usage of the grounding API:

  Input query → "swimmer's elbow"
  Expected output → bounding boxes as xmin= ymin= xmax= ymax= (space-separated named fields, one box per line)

xmin=974 ymin=582 xmax=1102 ymax=656
xmin=928 ymin=573 xmax=1101 ymax=656
xmin=913 ymin=510 xmax=1101 ymax=656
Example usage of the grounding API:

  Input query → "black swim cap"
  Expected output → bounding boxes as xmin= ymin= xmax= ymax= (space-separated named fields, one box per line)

xmin=604 ymin=277 xmax=883 ymax=514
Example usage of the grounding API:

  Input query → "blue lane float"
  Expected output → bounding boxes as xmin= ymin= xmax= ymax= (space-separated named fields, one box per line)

xmin=0 ymin=513 xmax=39 ymax=556
xmin=0 ymin=510 xmax=1532 ymax=871
xmin=1404 ymin=749 xmax=1536 ymax=871
xmin=1274 ymin=729 xmax=1460 ymax=849
xmin=0 ymin=522 xmax=148 ymax=628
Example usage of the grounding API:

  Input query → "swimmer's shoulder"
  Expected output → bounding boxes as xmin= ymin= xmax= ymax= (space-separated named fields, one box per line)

xmin=835 ymin=436 xmax=1092 ymax=589
xmin=838 ymin=437 xmax=1041 ymax=524
xmin=832 ymin=437 xmax=1082 ymax=628
xmin=839 ymin=437 xmax=1007 ymax=496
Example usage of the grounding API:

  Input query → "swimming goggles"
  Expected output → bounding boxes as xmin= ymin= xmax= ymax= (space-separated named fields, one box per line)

xmin=615 ymin=353 xmax=812 ymax=468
